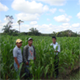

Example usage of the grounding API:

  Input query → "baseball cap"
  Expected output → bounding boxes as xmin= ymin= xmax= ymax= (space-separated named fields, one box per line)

xmin=16 ymin=39 xmax=22 ymax=43
xmin=28 ymin=38 xmax=33 ymax=41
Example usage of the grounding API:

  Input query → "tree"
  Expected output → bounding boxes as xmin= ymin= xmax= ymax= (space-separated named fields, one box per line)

xmin=2 ymin=15 xmax=13 ymax=33
xmin=29 ymin=28 xmax=41 ymax=35
xmin=17 ymin=20 xmax=24 ymax=33
xmin=6 ymin=15 xmax=13 ymax=27
xmin=2 ymin=25 xmax=12 ymax=33
xmin=52 ymin=31 xmax=56 ymax=36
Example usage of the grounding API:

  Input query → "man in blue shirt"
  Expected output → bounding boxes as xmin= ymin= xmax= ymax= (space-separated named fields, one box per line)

xmin=13 ymin=39 xmax=23 ymax=72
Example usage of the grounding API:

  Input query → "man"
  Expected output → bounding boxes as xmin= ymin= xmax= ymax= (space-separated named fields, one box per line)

xmin=23 ymin=38 xmax=36 ymax=78
xmin=13 ymin=39 xmax=23 ymax=73
xmin=50 ymin=36 xmax=60 ymax=78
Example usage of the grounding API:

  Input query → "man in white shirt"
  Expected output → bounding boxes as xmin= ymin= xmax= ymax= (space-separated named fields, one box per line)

xmin=51 ymin=36 xmax=60 ymax=78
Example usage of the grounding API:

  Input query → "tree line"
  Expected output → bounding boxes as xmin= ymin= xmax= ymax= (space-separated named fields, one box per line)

xmin=1 ymin=15 xmax=80 ymax=37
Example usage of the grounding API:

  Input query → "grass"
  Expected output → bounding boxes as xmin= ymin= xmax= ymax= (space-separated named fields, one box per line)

xmin=0 ymin=35 xmax=80 ymax=79
xmin=70 ymin=70 xmax=80 ymax=80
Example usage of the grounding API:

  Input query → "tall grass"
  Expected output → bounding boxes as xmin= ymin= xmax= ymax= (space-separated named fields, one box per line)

xmin=0 ymin=35 xmax=79 ymax=79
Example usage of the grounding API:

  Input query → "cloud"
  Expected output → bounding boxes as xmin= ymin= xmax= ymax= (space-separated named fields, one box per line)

xmin=4 ymin=18 xmax=10 ymax=23
xmin=54 ymin=14 xmax=72 ymax=23
xmin=47 ymin=18 xmax=50 ymax=21
xmin=50 ymin=8 xmax=57 ymax=13
xmin=59 ymin=23 xmax=80 ymax=32
xmin=30 ymin=21 xmax=37 ymax=25
xmin=0 ymin=2 xmax=8 ymax=11
xmin=79 ymin=0 xmax=80 ymax=4
xmin=0 ymin=21 xmax=7 ymax=33
xmin=16 ymin=13 xmax=40 ymax=21
xmin=72 ymin=23 xmax=80 ymax=27
xmin=12 ymin=0 xmax=49 ymax=14
xmin=0 ymin=21 xmax=80 ymax=33
xmin=43 ymin=5 xmax=49 ymax=12
xmin=77 ymin=12 xmax=80 ymax=19
xmin=62 ymin=23 xmax=70 ymax=26
xmin=21 ymin=23 xmax=79 ymax=33
xmin=0 ymin=20 xmax=1 ymax=23
xmin=33 ymin=0 xmax=66 ymax=6
xmin=59 ymin=9 xmax=65 ymax=12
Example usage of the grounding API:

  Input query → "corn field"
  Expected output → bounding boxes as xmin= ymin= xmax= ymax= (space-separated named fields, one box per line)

xmin=0 ymin=35 xmax=80 ymax=79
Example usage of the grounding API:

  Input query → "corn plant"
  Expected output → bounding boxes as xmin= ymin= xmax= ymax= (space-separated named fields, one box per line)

xmin=0 ymin=35 xmax=79 ymax=79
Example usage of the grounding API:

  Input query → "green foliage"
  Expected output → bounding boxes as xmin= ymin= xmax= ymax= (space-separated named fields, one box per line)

xmin=0 ymin=35 xmax=79 ymax=79
xmin=2 ymin=24 xmax=19 ymax=36
xmin=2 ymin=25 xmax=12 ymax=33
xmin=28 ymin=28 xmax=41 ymax=35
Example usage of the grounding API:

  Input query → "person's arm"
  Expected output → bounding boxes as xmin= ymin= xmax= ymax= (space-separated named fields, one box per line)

xmin=14 ymin=57 xmax=20 ymax=68
xmin=33 ymin=46 xmax=36 ymax=60
xmin=13 ymin=49 xmax=20 ymax=68
xmin=57 ymin=44 xmax=60 ymax=53
xmin=23 ymin=46 xmax=29 ymax=65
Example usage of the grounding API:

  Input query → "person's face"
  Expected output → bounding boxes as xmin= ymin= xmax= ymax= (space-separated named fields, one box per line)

xmin=28 ymin=40 xmax=33 ymax=45
xmin=52 ymin=38 xmax=56 ymax=43
xmin=16 ymin=42 xmax=22 ymax=48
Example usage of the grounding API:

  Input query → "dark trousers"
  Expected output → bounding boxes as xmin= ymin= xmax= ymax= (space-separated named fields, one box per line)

xmin=24 ymin=60 xmax=31 ymax=79
xmin=54 ymin=55 xmax=59 ymax=76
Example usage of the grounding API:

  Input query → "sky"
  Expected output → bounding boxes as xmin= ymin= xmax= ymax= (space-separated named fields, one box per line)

xmin=0 ymin=0 xmax=80 ymax=33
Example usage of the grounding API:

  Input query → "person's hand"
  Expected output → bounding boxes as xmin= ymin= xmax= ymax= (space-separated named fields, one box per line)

xmin=26 ymin=62 xmax=29 ymax=65
xmin=34 ymin=57 xmax=36 ymax=60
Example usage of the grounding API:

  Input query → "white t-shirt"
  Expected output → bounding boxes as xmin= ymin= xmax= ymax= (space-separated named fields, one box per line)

xmin=50 ymin=42 xmax=60 ymax=55
xmin=28 ymin=46 xmax=34 ymax=60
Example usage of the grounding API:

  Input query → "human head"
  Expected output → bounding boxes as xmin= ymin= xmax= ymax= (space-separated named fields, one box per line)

xmin=28 ymin=38 xmax=33 ymax=46
xmin=52 ymin=36 xmax=56 ymax=43
xmin=16 ymin=39 xmax=22 ymax=48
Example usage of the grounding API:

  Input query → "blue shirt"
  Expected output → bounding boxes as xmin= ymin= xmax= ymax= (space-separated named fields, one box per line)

xmin=13 ymin=46 xmax=23 ymax=63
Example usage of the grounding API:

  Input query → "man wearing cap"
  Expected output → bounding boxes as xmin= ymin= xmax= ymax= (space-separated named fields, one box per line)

xmin=23 ymin=38 xmax=36 ymax=78
xmin=13 ymin=39 xmax=23 ymax=72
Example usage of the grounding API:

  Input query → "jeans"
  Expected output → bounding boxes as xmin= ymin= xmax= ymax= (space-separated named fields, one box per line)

xmin=14 ymin=62 xmax=22 ymax=76
xmin=25 ymin=60 xmax=31 ymax=78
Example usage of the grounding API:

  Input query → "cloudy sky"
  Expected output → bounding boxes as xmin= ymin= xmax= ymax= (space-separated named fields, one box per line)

xmin=0 ymin=0 xmax=80 ymax=33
